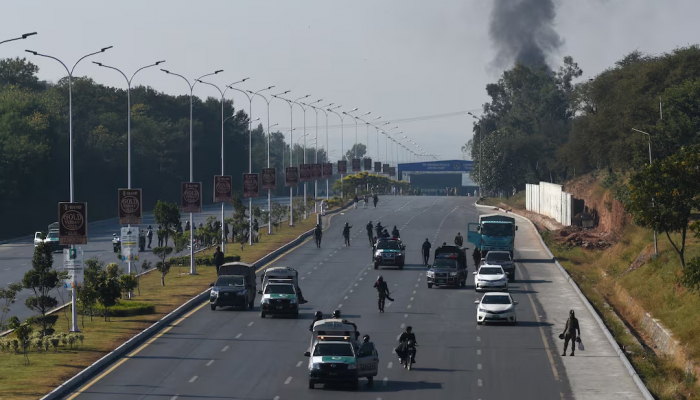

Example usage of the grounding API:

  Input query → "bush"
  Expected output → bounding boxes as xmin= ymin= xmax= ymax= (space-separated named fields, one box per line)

xmin=170 ymin=254 xmax=240 ymax=267
xmin=78 ymin=301 xmax=155 ymax=317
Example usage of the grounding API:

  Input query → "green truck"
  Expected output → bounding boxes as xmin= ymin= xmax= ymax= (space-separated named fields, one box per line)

xmin=467 ymin=214 xmax=518 ymax=258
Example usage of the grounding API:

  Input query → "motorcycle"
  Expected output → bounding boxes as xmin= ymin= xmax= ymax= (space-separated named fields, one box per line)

xmin=112 ymin=234 xmax=120 ymax=253
xmin=399 ymin=341 xmax=417 ymax=370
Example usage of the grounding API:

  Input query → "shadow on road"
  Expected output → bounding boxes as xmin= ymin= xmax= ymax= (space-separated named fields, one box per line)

xmin=516 ymin=258 xmax=555 ymax=264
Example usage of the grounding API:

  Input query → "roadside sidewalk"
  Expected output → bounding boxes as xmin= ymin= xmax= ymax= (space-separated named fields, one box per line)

xmin=477 ymin=205 xmax=650 ymax=400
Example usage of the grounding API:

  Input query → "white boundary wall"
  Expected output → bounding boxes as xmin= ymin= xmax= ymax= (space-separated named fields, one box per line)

xmin=525 ymin=182 xmax=573 ymax=226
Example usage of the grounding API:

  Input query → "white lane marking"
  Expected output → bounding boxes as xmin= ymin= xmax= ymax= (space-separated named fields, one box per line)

xmin=407 ymin=304 xmax=412 ymax=309
xmin=247 ymin=321 xmax=254 ymax=327
xmin=222 ymin=345 xmax=229 ymax=352
xmin=404 ymin=314 xmax=408 ymax=318
xmin=284 ymin=376 xmax=292 ymax=384
xmin=338 ymin=304 xmax=343 ymax=308
xmin=170 ymin=396 xmax=178 ymax=400
xmin=415 ymin=284 xmax=418 ymax=288
xmin=349 ymin=289 xmax=354 ymax=293
xmin=478 ymin=363 xmax=482 ymax=370
xmin=383 ymin=377 xmax=388 ymax=386
xmin=359 ymin=277 xmax=363 ymax=281
xmin=478 ymin=379 xmax=483 ymax=386
xmin=274 ymin=397 xmax=280 ymax=400
xmin=364 ymin=272 xmax=367 ymax=275
xmin=386 ymin=302 xmax=392 ymax=307
xmin=410 ymin=297 xmax=414 ymax=301
xmin=313 ymin=266 xmax=318 ymax=270
xmin=396 ymin=334 xmax=401 ymax=340
xmin=189 ymin=375 xmax=198 ymax=383
xmin=307 ymin=271 xmax=312 ymax=275
xmin=400 ymin=323 xmax=405 ymax=329
xmin=477 ymin=336 xmax=481 ymax=342
xmin=387 ymin=362 xmax=393 ymax=369
xmin=301 ymin=277 xmax=306 ymax=280
xmin=206 ymin=360 xmax=214 ymax=366
xmin=354 ymin=283 xmax=358 ymax=286
xmin=412 ymin=290 xmax=416 ymax=294
xmin=3 ymin=268 xmax=9 ymax=271
xmin=477 ymin=349 xmax=481 ymax=355
xmin=477 ymin=325 xmax=481 ymax=330
xmin=394 ymin=284 xmax=398 ymax=287
xmin=319 ymin=262 xmax=323 ymax=265
xmin=296 ymin=361 xmax=303 ymax=367
xmin=235 ymin=333 xmax=242 ymax=339
xmin=344 ymin=296 xmax=348 ymax=300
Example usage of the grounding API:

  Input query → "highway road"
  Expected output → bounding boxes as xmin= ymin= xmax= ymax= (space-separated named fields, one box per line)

xmin=65 ymin=196 xmax=575 ymax=400
xmin=0 ymin=198 xmax=290 ymax=323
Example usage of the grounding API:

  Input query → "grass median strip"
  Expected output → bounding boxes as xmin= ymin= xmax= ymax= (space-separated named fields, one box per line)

xmin=0 ymin=216 xmax=316 ymax=400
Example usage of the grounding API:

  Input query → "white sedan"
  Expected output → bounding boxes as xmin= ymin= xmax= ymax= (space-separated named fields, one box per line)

xmin=474 ymin=292 xmax=518 ymax=325
xmin=473 ymin=265 xmax=508 ymax=292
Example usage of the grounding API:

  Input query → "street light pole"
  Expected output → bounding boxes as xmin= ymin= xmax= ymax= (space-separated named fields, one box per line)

xmin=314 ymin=103 xmax=333 ymax=200
xmin=302 ymin=99 xmax=323 ymax=212
xmin=248 ymin=89 xmax=278 ymax=235
xmin=328 ymin=106 xmax=350 ymax=197
xmin=162 ymin=68 xmax=223 ymax=275
xmin=0 ymin=32 xmax=36 ymax=45
xmin=632 ymin=128 xmax=658 ymax=255
xmin=272 ymin=93 xmax=296 ymax=226
xmin=291 ymin=96 xmax=311 ymax=219
xmin=27 ymin=45 xmax=113 ymax=333
xmin=93 ymin=59 xmax=164 ymax=298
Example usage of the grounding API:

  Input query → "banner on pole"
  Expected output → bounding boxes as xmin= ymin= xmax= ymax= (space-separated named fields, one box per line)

xmin=337 ymin=160 xmax=347 ymax=174
xmin=383 ymin=164 xmax=390 ymax=173
xmin=62 ymin=248 xmax=84 ymax=289
xmin=374 ymin=162 xmax=382 ymax=173
xmin=364 ymin=158 xmax=372 ymax=171
xmin=213 ymin=175 xmax=232 ymax=203
xmin=389 ymin=167 xmax=396 ymax=176
xmin=322 ymin=163 xmax=333 ymax=178
xmin=299 ymin=164 xmax=312 ymax=182
xmin=261 ymin=168 xmax=276 ymax=190
xmin=58 ymin=202 xmax=88 ymax=245
xmin=312 ymin=163 xmax=322 ymax=180
xmin=120 ymin=227 xmax=139 ymax=262
xmin=352 ymin=158 xmax=361 ymax=172
xmin=243 ymin=173 xmax=259 ymax=198
xmin=118 ymin=189 xmax=142 ymax=225
xmin=285 ymin=167 xmax=298 ymax=187
xmin=181 ymin=182 xmax=202 ymax=213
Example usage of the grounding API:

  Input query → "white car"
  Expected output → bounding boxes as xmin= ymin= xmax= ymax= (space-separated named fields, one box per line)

xmin=474 ymin=292 xmax=518 ymax=325
xmin=34 ymin=231 xmax=43 ymax=247
xmin=473 ymin=265 xmax=508 ymax=292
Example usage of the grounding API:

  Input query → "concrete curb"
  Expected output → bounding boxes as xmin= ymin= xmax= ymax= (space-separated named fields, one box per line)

xmin=475 ymin=203 xmax=654 ymax=400
xmin=39 ymin=203 xmax=353 ymax=400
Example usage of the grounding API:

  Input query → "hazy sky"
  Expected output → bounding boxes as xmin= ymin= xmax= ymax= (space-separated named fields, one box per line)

xmin=2 ymin=0 xmax=699 ymax=162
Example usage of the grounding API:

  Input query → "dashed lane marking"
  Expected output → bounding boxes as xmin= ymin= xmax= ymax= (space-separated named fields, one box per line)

xmin=296 ymin=361 xmax=303 ymax=367
xmin=338 ymin=304 xmax=343 ymax=308
xmin=222 ymin=345 xmax=229 ymax=352
xmin=407 ymin=304 xmax=412 ymax=309
xmin=477 ymin=336 xmax=481 ymax=341
xmin=235 ymin=333 xmax=242 ymax=339
xmin=284 ymin=376 xmax=292 ymax=384
xmin=349 ymin=289 xmax=353 ymax=293
xmin=206 ymin=360 xmax=214 ymax=367
xmin=383 ymin=377 xmax=388 ymax=386
xmin=410 ymin=297 xmax=414 ymax=301
xmin=404 ymin=314 xmax=408 ymax=318
xmin=344 ymin=296 xmax=348 ymax=300
xmin=477 ymin=349 xmax=481 ymax=355
xmin=400 ymin=323 xmax=405 ymax=329
xmin=247 ymin=322 xmax=254 ymax=327
xmin=478 ymin=364 xmax=482 ymax=370
xmin=170 ymin=396 xmax=178 ymax=400
xmin=478 ymin=379 xmax=483 ymax=387
xmin=387 ymin=362 xmax=393 ymax=369
xmin=189 ymin=376 xmax=198 ymax=383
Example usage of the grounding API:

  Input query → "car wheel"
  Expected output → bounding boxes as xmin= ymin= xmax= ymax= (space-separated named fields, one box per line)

xmin=260 ymin=311 xmax=266 ymax=318
xmin=210 ymin=304 xmax=216 ymax=311
xmin=460 ymin=279 xmax=466 ymax=287
xmin=477 ymin=321 xmax=482 ymax=325
xmin=352 ymin=379 xmax=359 ymax=390
xmin=398 ymin=263 xmax=404 ymax=270
xmin=374 ymin=262 xmax=379 ymax=269
xmin=368 ymin=376 xmax=373 ymax=386
xmin=308 ymin=380 xmax=315 ymax=389
xmin=249 ymin=301 xmax=254 ymax=310
xmin=294 ymin=310 xmax=299 ymax=318
xmin=427 ymin=283 xmax=433 ymax=289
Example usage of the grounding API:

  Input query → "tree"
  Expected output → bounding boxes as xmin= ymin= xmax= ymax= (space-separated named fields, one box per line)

xmin=9 ymin=317 xmax=32 ymax=365
xmin=153 ymin=247 xmax=173 ymax=286
xmin=345 ymin=143 xmax=367 ymax=161
xmin=0 ymin=57 xmax=43 ymax=90
xmin=119 ymin=275 xmax=138 ymax=299
xmin=0 ymin=282 xmax=22 ymax=330
xmin=154 ymin=200 xmax=181 ymax=246
xmin=623 ymin=145 xmax=700 ymax=269
xmin=96 ymin=270 xmax=121 ymax=321
xmin=78 ymin=258 xmax=102 ymax=325
xmin=22 ymin=242 xmax=59 ymax=336
xmin=270 ymin=201 xmax=287 ymax=231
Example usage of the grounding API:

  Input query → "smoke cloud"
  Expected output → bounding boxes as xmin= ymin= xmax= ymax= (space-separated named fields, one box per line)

xmin=489 ymin=0 xmax=563 ymax=69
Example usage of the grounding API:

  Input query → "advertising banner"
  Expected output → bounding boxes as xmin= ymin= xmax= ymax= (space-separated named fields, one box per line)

xmin=285 ymin=167 xmax=298 ymax=187
xmin=374 ymin=162 xmax=382 ymax=173
xmin=383 ymin=163 xmax=390 ymax=173
xmin=243 ymin=173 xmax=259 ymax=198
xmin=213 ymin=175 xmax=232 ymax=203
xmin=322 ymin=163 xmax=333 ymax=178
xmin=58 ymin=202 xmax=87 ymax=245
xmin=389 ymin=167 xmax=396 ymax=176
xmin=181 ymin=182 xmax=202 ymax=213
xmin=299 ymin=164 xmax=312 ymax=182
xmin=120 ymin=227 xmax=139 ymax=262
xmin=312 ymin=163 xmax=322 ymax=180
xmin=118 ymin=189 xmax=142 ymax=225
xmin=364 ymin=158 xmax=372 ymax=171
xmin=337 ymin=160 xmax=347 ymax=174
xmin=352 ymin=158 xmax=361 ymax=172
xmin=261 ymin=168 xmax=276 ymax=190
xmin=62 ymin=248 xmax=84 ymax=289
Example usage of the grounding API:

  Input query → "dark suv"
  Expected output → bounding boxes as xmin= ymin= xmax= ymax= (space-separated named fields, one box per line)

xmin=373 ymin=238 xmax=406 ymax=269
xmin=426 ymin=245 xmax=467 ymax=288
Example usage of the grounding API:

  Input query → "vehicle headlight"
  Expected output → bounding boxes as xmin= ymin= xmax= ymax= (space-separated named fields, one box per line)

xmin=477 ymin=278 xmax=486 ymax=282
xmin=310 ymin=363 xmax=321 ymax=370
xmin=211 ymin=288 xmax=219 ymax=296
xmin=478 ymin=307 xmax=487 ymax=313
xmin=449 ymin=272 xmax=459 ymax=277
xmin=290 ymin=298 xmax=298 ymax=304
xmin=262 ymin=298 xmax=270 ymax=304
xmin=426 ymin=271 xmax=434 ymax=277
xmin=347 ymin=363 xmax=357 ymax=370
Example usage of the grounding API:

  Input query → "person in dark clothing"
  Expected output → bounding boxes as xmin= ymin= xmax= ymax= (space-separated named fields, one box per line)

xmin=353 ymin=195 xmax=359 ymax=209
xmin=185 ymin=221 xmax=190 ymax=231
xmin=373 ymin=276 xmax=393 ymax=312
xmin=366 ymin=221 xmax=374 ymax=245
xmin=375 ymin=222 xmax=383 ymax=239
xmin=147 ymin=226 xmax=153 ymax=248
xmin=157 ymin=225 xmax=164 ymax=247
xmin=309 ymin=311 xmax=323 ymax=331
xmin=224 ymin=222 xmax=229 ymax=243
xmin=421 ymin=239 xmax=431 ymax=266
xmin=342 ymin=223 xmax=352 ymax=246
xmin=472 ymin=248 xmax=481 ymax=268
xmin=391 ymin=226 xmax=400 ymax=238
xmin=253 ymin=219 xmax=259 ymax=243
xmin=398 ymin=326 xmax=418 ymax=363
xmin=562 ymin=310 xmax=581 ymax=356
xmin=454 ymin=232 xmax=464 ymax=247
xmin=373 ymin=194 xmax=378 ymax=208
xmin=213 ymin=246 xmax=224 ymax=272
xmin=314 ymin=224 xmax=323 ymax=248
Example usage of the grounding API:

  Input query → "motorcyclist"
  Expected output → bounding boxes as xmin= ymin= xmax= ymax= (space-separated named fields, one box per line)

xmin=314 ymin=224 xmax=323 ymax=248
xmin=421 ymin=238 xmax=431 ymax=266
xmin=391 ymin=226 xmax=400 ymax=238
xmin=398 ymin=326 xmax=418 ymax=363
xmin=342 ymin=223 xmax=352 ymax=247
xmin=454 ymin=232 xmax=464 ymax=247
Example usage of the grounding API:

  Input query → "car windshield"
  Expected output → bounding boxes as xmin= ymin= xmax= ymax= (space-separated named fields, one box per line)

xmin=265 ymin=284 xmax=295 ymax=294
xmin=479 ymin=267 xmax=503 ymax=275
xmin=313 ymin=343 xmax=354 ymax=357
xmin=378 ymin=241 xmax=401 ymax=250
xmin=481 ymin=224 xmax=513 ymax=237
xmin=47 ymin=232 xmax=58 ymax=239
xmin=487 ymin=252 xmax=511 ymax=262
xmin=481 ymin=295 xmax=512 ymax=305
xmin=433 ymin=258 xmax=457 ymax=269
xmin=216 ymin=276 xmax=244 ymax=287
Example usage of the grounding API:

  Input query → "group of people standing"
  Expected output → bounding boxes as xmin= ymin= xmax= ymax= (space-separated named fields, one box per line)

xmin=353 ymin=193 xmax=379 ymax=209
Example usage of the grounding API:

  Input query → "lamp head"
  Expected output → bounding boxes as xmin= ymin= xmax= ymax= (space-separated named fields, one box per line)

xmin=101 ymin=46 xmax=113 ymax=52
xmin=25 ymin=50 xmax=38 ymax=55
xmin=161 ymin=69 xmax=170 ymax=73
xmin=155 ymin=60 xmax=165 ymax=65
xmin=92 ymin=61 xmax=103 ymax=66
xmin=215 ymin=70 xmax=223 ymax=74
xmin=22 ymin=32 xmax=37 ymax=39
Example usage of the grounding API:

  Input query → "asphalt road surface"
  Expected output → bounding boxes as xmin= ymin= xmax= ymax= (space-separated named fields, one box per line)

xmin=65 ymin=196 xmax=575 ymax=400
xmin=0 ymin=197 xmax=289 ymax=323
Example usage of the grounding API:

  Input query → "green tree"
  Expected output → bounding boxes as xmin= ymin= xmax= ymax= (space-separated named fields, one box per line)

xmin=9 ymin=317 xmax=32 ymax=365
xmin=623 ymin=145 xmax=700 ymax=269
xmin=154 ymin=200 xmax=181 ymax=246
xmin=22 ymin=242 xmax=59 ymax=336
xmin=153 ymin=247 xmax=173 ymax=286
xmin=345 ymin=143 xmax=367 ymax=161
xmin=119 ymin=274 xmax=138 ymax=299
xmin=0 ymin=57 xmax=43 ymax=90
xmin=78 ymin=258 xmax=102 ymax=325
xmin=96 ymin=270 xmax=121 ymax=321
xmin=0 ymin=282 xmax=22 ymax=330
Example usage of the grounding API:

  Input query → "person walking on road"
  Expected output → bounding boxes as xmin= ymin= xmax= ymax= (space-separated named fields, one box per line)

xmin=321 ymin=199 xmax=327 ymax=216
xmin=147 ymin=226 xmax=153 ymax=249
xmin=157 ymin=225 xmax=164 ymax=247
xmin=374 ymin=276 xmax=394 ymax=312
xmin=363 ymin=194 xmax=369 ymax=209
xmin=314 ymin=224 xmax=323 ymax=248
xmin=213 ymin=246 xmax=224 ymax=272
xmin=421 ymin=238 xmax=432 ymax=266
xmin=224 ymin=222 xmax=229 ymax=243
xmin=472 ymin=248 xmax=481 ymax=268
xmin=353 ymin=195 xmax=359 ymax=209
xmin=561 ymin=309 xmax=581 ymax=356
xmin=454 ymin=232 xmax=464 ymax=247
xmin=366 ymin=221 xmax=374 ymax=246
xmin=373 ymin=193 xmax=378 ymax=208
xmin=342 ymin=223 xmax=352 ymax=247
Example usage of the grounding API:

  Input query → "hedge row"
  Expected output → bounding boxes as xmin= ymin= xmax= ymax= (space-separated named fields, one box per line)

xmin=169 ymin=254 xmax=241 ymax=267
xmin=77 ymin=301 xmax=155 ymax=317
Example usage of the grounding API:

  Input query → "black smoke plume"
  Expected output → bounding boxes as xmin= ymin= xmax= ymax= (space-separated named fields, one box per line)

xmin=489 ymin=0 xmax=563 ymax=69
